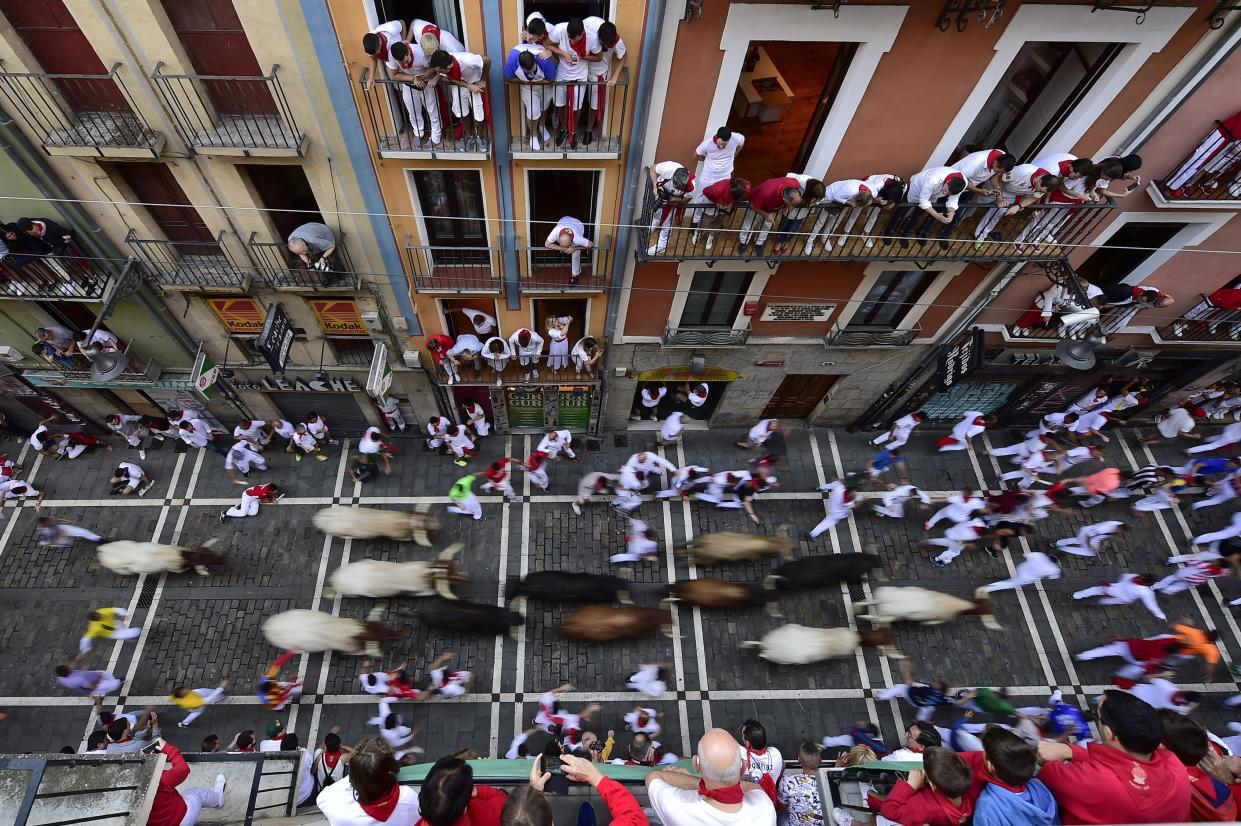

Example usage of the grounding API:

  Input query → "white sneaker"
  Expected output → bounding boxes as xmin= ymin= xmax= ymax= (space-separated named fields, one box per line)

xmin=531 ymin=134 xmax=541 ymax=151
xmin=572 ymin=502 xmax=582 ymax=515
xmin=496 ymin=377 xmax=503 ymax=387
xmin=138 ymin=449 xmax=146 ymax=460
xmin=690 ymin=231 xmax=700 ymax=245
xmin=647 ymin=244 xmax=659 ymax=255
xmin=802 ymin=240 xmax=816 ymax=255
xmin=446 ymin=375 xmax=456 ymax=385
xmin=864 ymin=236 xmax=874 ymax=248
xmin=704 ymin=235 xmax=714 ymax=250
xmin=823 ymin=238 xmax=833 ymax=249
xmin=532 ymin=369 xmax=539 ymax=379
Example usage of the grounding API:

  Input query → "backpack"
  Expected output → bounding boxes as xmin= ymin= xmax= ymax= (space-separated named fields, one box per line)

xmin=311 ymin=750 xmax=348 ymax=799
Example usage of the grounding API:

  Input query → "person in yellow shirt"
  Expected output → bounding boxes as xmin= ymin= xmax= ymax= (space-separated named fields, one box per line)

xmin=169 ymin=679 xmax=229 ymax=728
xmin=79 ymin=607 xmax=141 ymax=653
xmin=1172 ymin=618 xmax=1221 ymax=681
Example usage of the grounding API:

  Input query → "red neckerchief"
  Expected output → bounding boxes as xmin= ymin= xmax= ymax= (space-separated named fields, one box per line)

xmin=744 ymin=747 xmax=781 ymax=805
xmin=359 ymin=784 xmax=401 ymax=821
xmin=569 ymin=35 xmax=587 ymax=58
xmin=698 ymin=780 xmax=745 ymax=804
xmin=447 ymin=57 xmax=462 ymax=81
xmin=322 ymin=750 xmax=342 ymax=771
xmin=375 ymin=33 xmax=391 ymax=61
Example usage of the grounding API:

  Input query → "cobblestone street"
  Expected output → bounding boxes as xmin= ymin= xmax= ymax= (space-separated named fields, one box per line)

xmin=2 ymin=424 xmax=1239 ymax=763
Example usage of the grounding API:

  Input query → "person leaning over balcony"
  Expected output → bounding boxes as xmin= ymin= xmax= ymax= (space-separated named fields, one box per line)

xmin=504 ymin=753 xmax=649 ymax=826
xmin=1093 ymin=153 xmax=1143 ymax=199
xmin=571 ymin=335 xmax=603 ymax=378
xmin=647 ymin=161 xmax=695 ymax=256
xmin=972 ymin=164 xmax=1060 ymax=249
xmin=689 ymin=177 xmax=751 ymax=251
xmin=738 ymin=177 xmax=802 ymax=255
xmin=509 ymin=327 xmax=546 ymax=382
xmin=425 ymin=332 xmax=457 ymax=384
xmin=774 ymin=173 xmax=824 ymax=255
xmin=482 ymin=336 xmax=511 ymax=386
xmin=837 ymin=173 xmax=908 ymax=251
xmin=412 ymin=17 xmax=466 ymax=54
xmin=427 ymin=49 xmax=490 ymax=150
xmin=583 ymin=18 xmax=628 ymax=137
xmin=948 ymin=148 xmax=1015 ymax=236
xmin=445 ymin=332 xmax=483 ymax=385
xmin=386 ymin=41 xmax=442 ymax=148
xmin=361 ymin=19 xmax=406 ymax=90
xmin=504 ymin=44 xmax=557 ymax=151
xmin=287 ymin=222 xmax=337 ymax=271
xmin=807 ymin=178 xmax=871 ymax=254
xmin=885 ymin=166 xmax=966 ymax=250
xmin=547 ymin=18 xmax=599 ymax=148
xmin=16 ymin=217 xmax=73 ymax=255
xmin=543 ymin=216 xmax=593 ymax=284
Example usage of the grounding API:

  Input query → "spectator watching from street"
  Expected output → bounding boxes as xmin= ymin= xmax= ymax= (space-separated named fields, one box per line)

xmin=417 ymin=755 xmax=508 ymax=825
xmin=644 ymin=727 xmax=776 ymax=825
xmin=968 ymin=726 xmax=1058 ymax=826
xmin=146 ymin=741 xmax=226 ymax=826
xmin=503 ymin=753 xmax=648 ymax=826
xmin=317 ymin=738 xmax=421 ymax=825
xmin=878 ymin=747 xmax=974 ymax=826
xmin=1159 ymin=710 xmax=1237 ymax=821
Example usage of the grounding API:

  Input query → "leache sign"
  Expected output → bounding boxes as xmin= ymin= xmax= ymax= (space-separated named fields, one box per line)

xmin=231 ymin=375 xmax=362 ymax=393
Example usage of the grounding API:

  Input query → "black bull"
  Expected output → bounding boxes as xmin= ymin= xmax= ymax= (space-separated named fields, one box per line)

xmin=416 ymin=597 xmax=524 ymax=636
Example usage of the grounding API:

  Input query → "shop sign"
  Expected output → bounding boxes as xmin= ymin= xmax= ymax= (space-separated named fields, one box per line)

xmin=207 ymin=297 xmax=265 ymax=335
xmin=309 ymin=299 xmax=369 ymax=337
xmin=936 ymin=328 xmax=984 ymax=392
xmin=230 ymin=375 xmax=362 ymax=393
xmin=257 ymin=303 xmax=295 ymax=373
xmin=366 ymin=342 xmax=393 ymax=398
xmin=505 ymin=387 xmax=545 ymax=429
xmin=557 ymin=386 xmax=591 ymax=430
xmin=636 ymin=366 xmax=740 ymax=382
xmin=190 ymin=347 xmax=219 ymax=403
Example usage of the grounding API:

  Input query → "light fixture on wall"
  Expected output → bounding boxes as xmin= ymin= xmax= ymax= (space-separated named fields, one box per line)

xmin=313 ymin=339 xmax=329 ymax=385
xmin=1055 ymin=334 xmax=1103 ymax=371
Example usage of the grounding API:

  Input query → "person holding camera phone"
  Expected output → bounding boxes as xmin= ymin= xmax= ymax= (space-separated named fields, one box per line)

xmin=146 ymin=740 xmax=227 ymax=826
xmin=503 ymin=752 xmax=648 ymax=825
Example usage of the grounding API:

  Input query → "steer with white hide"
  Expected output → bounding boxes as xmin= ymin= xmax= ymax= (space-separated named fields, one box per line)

xmin=853 ymin=586 xmax=999 ymax=630
xmin=312 ymin=504 xmax=439 ymax=545
xmin=740 ymin=624 xmax=898 ymax=664
xmin=325 ymin=543 xmax=467 ymax=599
xmin=262 ymin=608 xmax=401 ymax=656
xmin=98 ymin=538 xmax=224 ymax=577
xmin=678 ymin=531 xmax=793 ymax=565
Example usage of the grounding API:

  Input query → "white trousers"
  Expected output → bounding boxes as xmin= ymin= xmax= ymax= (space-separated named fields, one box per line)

xmin=181 ymin=687 xmax=226 ymax=725
xmin=400 ymin=83 xmax=441 ymax=143
xmin=179 ymin=784 xmax=225 ymax=826
xmin=739 ymin=211 xmax=773 ymax=245
xmin=225 ymin=492 xmax=261 ymax=518
xmin=984 ymin=564 xmax=1060 ymax=592
xmin=876 ymin=684 xmax=935 ymax=722
xmin=482 ymin=478 xmax=516 ymax=501
xmin=448 ymin=492 xmax=483 ymax=520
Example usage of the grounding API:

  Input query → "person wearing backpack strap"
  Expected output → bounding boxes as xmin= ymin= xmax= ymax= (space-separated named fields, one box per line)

xmin=312 ymin=729 xmax=353 ymax=798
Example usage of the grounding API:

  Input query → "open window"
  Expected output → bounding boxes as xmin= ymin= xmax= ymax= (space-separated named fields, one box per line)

xmin=527 ymin=169 xmax=600 ymax=246
xmin=1074 ymin=222 xmax=1188 ymax=285
xmin=725 ymin=41 xmax=856 ymax=180
xmin=952 ymin=42 xmax=1122 ymax=163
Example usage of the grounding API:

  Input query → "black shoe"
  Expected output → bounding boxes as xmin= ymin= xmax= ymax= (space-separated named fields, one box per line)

xmin=583 ymin=131 xmax=594 ymax=145
xmin=570 ymin=136 xmax=579 ymax=150
xmin=984 ymin=547 xmax=998 ymax=560
xmin=555 ymin=129 xmax=567 ymax=147
xmin=898 ymin=238 xmax=910 ymax=248
xmin=938 ymin=239 xmax=950 ymax=250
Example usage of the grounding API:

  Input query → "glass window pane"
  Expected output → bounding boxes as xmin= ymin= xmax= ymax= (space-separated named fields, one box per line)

xmin=680 ymin=271 xmax=753 ymax=328
xmin=412 ymin=171 xmax=485 ymax=246
xmin=851 ymin=270 xmax=936 ymax=328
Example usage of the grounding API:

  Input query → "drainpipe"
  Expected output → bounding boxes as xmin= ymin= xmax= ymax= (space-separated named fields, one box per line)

xmin=0 ymin=106 xmax=198 ymax=359
xmin=604 ymin=0 xmax=668 ymax=335
xmin=481 ymin=2 xmax=521 ymax=310
xmin=848 ymin=262 xmax=1023 ymax=431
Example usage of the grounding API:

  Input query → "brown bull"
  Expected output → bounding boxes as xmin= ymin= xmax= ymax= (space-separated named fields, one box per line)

xmin=558 ymin=606 xmax=673 ymax=642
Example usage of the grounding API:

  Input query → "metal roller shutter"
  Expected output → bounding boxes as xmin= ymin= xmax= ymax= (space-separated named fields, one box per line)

xmin=271 ymin=392 xmax=370 ymax=437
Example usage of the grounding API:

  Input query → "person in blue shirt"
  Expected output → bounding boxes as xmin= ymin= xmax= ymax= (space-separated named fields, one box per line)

xmin=867 ymin=448 xmax=908 ymax=487
xmin=503 ymin=44 xmax=557 ymax=150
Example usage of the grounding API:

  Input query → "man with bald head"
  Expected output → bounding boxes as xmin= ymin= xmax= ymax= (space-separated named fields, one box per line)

xmin=644 ymin=727 xmax=776 ymax=824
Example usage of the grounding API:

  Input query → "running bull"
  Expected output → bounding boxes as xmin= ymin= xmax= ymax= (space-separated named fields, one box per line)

xmin=98 ymin=538 xmax=224 ymax=577
xmin=506 ymin=571 xmax=632 ymax=605
xmin=740 ymin=624 xmax=898 ymax=665
xmin=763 ymin=553 xmax=882 ymax=591
xmin=326 ymin=543 xmax=467 ymax=599
xmin=262 ymin=608 xmax=401 ymax=656
xmin=677 ymin=531 xmax=793 ymax=565
xmin=558 ymin=606 xmax=673 ymax=642
xmin=853 ymin=586 xmax=1000 ymax=630
xmin=416 ymin=597 xmax=524 ymax=638
xmin=312 ymin=504 xmax=439 ymax=545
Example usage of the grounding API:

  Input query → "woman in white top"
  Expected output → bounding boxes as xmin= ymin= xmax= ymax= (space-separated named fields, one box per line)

xmin=631 ymin=383 xmax=667 ymax=421
xmin=482 ymin=336 xmax=510 ymax=386
xmin=546 ymin=315 xmax=571 ymax=373
xmin=571 ymin=336 xmax=602 ymax=377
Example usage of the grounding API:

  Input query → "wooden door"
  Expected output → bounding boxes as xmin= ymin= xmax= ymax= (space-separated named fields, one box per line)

xmin=760 ymin=374 xmax=839 ymax=420
xmin=237 ymin=164 xmax=322 ymax=240
xmin=160 ymin=0 xmax=275 ymax=115
xmin=0 ymin=0 xmax=128 ymax=110
xmin=110 ymin=162 xmax=214 ymax=245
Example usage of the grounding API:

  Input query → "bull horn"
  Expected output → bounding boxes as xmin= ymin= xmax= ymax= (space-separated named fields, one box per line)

xmin=659 ymin=596 xmax=678 ymax=608
xmin=436 ymin=542 xmax=464 ymax=561
xmin=882 ymin=648 xmax=907 ymax=660
xmin=661 ymin=626 xmax=682 ymax=640
xmin=762 ymin=574 xmax=782 ymax=591
xmin=199 ymin=537 xmax=220 ymax=549
xmin=434 ymin=574 xmax=459 ymax=600
xmin=739 ymin=640 xmax=762 ymax=650
xmin=765 ymin=601 xmax=784 ymax=619
xmin=618 ymin=589 xmax=634 ymax=606
xmin=981 ymin=614 xmax=1002 ymax=631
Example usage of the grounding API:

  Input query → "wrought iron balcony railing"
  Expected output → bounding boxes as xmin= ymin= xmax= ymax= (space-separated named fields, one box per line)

xmin=1158 ymin=293 xmax=1241 ymax=344
xmin=636 ymin=175 xmax=1114 ymax=263
xmin=0 ymin=62 xmax=162 ymax=157
xmin=21 ymin=339 xmax=164 ymax=387
xmin=126 ymin=230 xmax=251 ymax=290
xmin=661 ymin=327 xmax=750 ymax=347
xmin=151 ymin=63 xmax=306 ymax=156
xmin=825 ymin=324 xmax=922 ymax=347
xmin=248 ymin=232 xmax=359 ymax=289
xmin=504 ymin=69 xmax=629 ymax=159
xmin=518 ymin=235 xmax=612 ymax=291
xmin=0 ymin=242 xmax=113 ymax=299
xmin=1004 ymin=261 xmax=1110 ymax=340
xmin=405 ymin=240 xmax=502 ymax=293
xmin=356 ymin=69 xmax=491 ymax=159
xmin=1154 ymin=120 xmax=1241 ymax=203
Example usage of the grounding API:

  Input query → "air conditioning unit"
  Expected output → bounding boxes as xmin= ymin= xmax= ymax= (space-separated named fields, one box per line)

xmin=402 ymin=350 xmax=421 ymax=369
xmin=0 ymin=346 xmax=24 ymax=363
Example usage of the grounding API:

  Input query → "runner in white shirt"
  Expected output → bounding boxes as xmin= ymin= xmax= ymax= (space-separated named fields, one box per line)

xmin=306 ymin=414 xmax=331 ymax=444
xmin=110 ymin=461 xmax=153 ymax=496
xmin=1125 ymin=678 xmax=1197 ymax=715
xmin=509 ymin=328 xmax=545 ymax=381
xmin=426 ymin=415 xmax=450 ymax=450
xmin=268 ymin=419 xmax=296 ymax=453
xmin=463 ymin=401 xmax=490 ymax=438
xmin=233 ymin=419 xmax=268 ymax=450
xmin=871 ymin=412 xmax=922 ymax=450
xmin=686 ymin=383 xmax=709 ymax=408
xmin=455 ymin=307 xmax=497 ymax=335
xmin=659 ymin=411 xmax=687 ymax=445
xmin=543 ymin=216 xmax=593 ymax=282
xmin=428 ymin=667 xmax=473 ymax=698
xmin=224 ymin=441 xmax=267 ymax=483
xmin=1053 ymin=520 xmax=1126 ymax=557
xmin=377 ymin=396 xmax=406 ymax=432
xmin=536 ymin=428 xmax=577 ymax=461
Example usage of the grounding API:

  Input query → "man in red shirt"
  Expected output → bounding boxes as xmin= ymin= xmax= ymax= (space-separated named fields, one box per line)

xmin=425 ymin=333 xmax=456 ymax=385
xmin=416 ymin=756 xmax=507 ymax=825
xmin=738 ymin=177 xmax=802 ymax=255
xmin=146 ymin=742 xmax=226 ymax=825
xmin=1036 ymin=689 xmax=1191 ymax=824
xmin=689 ymin=176 xmax=750 ymax=251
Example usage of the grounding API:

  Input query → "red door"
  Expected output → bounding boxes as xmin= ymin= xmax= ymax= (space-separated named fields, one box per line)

xmin=109 ymin=162 xmax=215 ymax=247
xmin=159 ymin=0 xmax=275 ymax=115
xmin=0 ymin=0 xmax=128 ymax=110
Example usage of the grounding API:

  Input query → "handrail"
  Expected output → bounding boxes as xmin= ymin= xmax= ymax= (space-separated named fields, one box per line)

xmin=1154 ymin=119 xmax=1241 ymax=202
xmin=356 ymin=67 xmax=492 ymax=156
xmin=517 ymin=233 xmax=612 ymax=289
xmin=151 ymin=62 xmax=304 ymax=154
xmin=503 ymin=67 xmax=630 ymax=156
xmin=248 ymin=230 xmax=358 ymax=288
xmin=404 ymin=237 xmax=502 ymax=292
